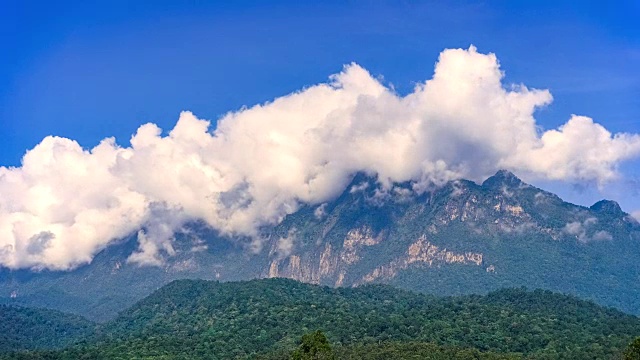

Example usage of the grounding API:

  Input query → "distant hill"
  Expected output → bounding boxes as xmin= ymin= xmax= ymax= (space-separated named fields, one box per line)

xmin=0 ymin=305 xmax=94 ymax=352
xmin=3 ymin=278 xmax=638 ymax=359
xmin=2 ymin=170 xmax=640 ymax=322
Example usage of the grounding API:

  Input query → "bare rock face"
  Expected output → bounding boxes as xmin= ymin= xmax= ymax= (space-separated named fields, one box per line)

xmin=357 ymin=235 xmax=483 ymax=285
xmin=252 ymin=169 xmax=640 ymax=316
xmin=265 ymin=225 xmax=384 ymax=285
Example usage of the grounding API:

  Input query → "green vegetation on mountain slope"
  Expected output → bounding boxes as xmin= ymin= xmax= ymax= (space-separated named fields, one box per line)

xmin=259 ymin=333 xmax=521 ymax=360
xmin=0 ymin=305 xmax=95 ymax=352
xmin=4 ymin=278 xmax=640 ymax=359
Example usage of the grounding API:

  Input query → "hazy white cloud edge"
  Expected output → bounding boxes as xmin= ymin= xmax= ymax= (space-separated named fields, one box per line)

xmin=2 ymin=46 xmax=640 ymax=270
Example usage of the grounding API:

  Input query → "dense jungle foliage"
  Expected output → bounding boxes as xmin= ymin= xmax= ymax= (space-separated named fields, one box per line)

xmin=2 ymin=278 xmax=640 ymax=359
xmin=0 ymin=305 xmax=94 ymax=352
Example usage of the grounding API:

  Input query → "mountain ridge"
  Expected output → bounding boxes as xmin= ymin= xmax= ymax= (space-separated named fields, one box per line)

xmin=1 ymin=170 xmax=639 ymax=321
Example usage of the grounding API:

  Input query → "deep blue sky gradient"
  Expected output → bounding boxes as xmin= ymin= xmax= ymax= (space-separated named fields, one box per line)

xmin=1 ymin=0 xmax=639 ymax=209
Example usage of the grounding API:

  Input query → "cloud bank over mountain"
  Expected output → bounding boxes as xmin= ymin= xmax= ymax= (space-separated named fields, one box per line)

xmin=2 ymin=46 xmax=640 ymax=270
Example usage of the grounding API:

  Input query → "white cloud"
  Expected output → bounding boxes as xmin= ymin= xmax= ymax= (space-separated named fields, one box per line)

xmin=126 ymin=203 xmax=185 ymax=266
xmin=592 ymin=230 xmax=613 ymax=241
xmin=314 ymin=203 xmax=328 ymax=220
xmin=563 ymin=218 xmax=613 ymax=242
xmin=350 ymin=182 xmax=370 ymax=194
xmin=1 ymin=46 xmax=639 ymax=270
xmin=273 ymin=229 xmax=297 ymax=259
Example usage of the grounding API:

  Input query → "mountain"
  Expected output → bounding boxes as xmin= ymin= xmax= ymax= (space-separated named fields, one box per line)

xmin=1 ymin=170 xmax=639 ymax=321
xmin=3 ymin=278 xmax=640 ymax=359
xmin=0 ymin=223 xmax=261 ymax=322
xmin=262 ymin=170 xmax=640 ymax=311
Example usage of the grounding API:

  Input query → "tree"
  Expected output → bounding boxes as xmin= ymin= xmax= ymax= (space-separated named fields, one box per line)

xmin=291 ymin=330 xmax=335 ymax=360
xmin=624 ymin=337 xmax=640 ymax=360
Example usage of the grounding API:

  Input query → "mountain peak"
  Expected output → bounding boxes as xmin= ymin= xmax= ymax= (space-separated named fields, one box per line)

xmin=481 ymin=169 xmax=524 ymax=189
xmin=590 ymin=200 xmax=624 ymax=215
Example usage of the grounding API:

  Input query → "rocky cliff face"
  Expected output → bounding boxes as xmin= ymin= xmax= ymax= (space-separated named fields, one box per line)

xmin=248 ymin=171 xmax=640 ymax=316
xmin=265 ymin=229 xmax=485 ymax=287
xmin=2 ymin=170 xmax=640 ymax=320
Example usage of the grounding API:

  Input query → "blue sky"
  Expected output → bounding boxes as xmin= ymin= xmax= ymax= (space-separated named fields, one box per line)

xmin=1 ymin=0 xmax=639 ymax=210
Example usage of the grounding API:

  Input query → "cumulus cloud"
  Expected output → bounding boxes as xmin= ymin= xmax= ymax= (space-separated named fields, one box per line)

xmin=1 ymin=46 xmax=639 ymax=270
xmin=126 ymin=204 xmax=185 ymax=266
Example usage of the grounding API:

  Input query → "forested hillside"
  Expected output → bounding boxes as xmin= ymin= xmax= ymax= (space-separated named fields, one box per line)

xmin=3 ymin=278 xmax=639 ymax=359
xmin=0 ymin=305 xmax=94 ymax=352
